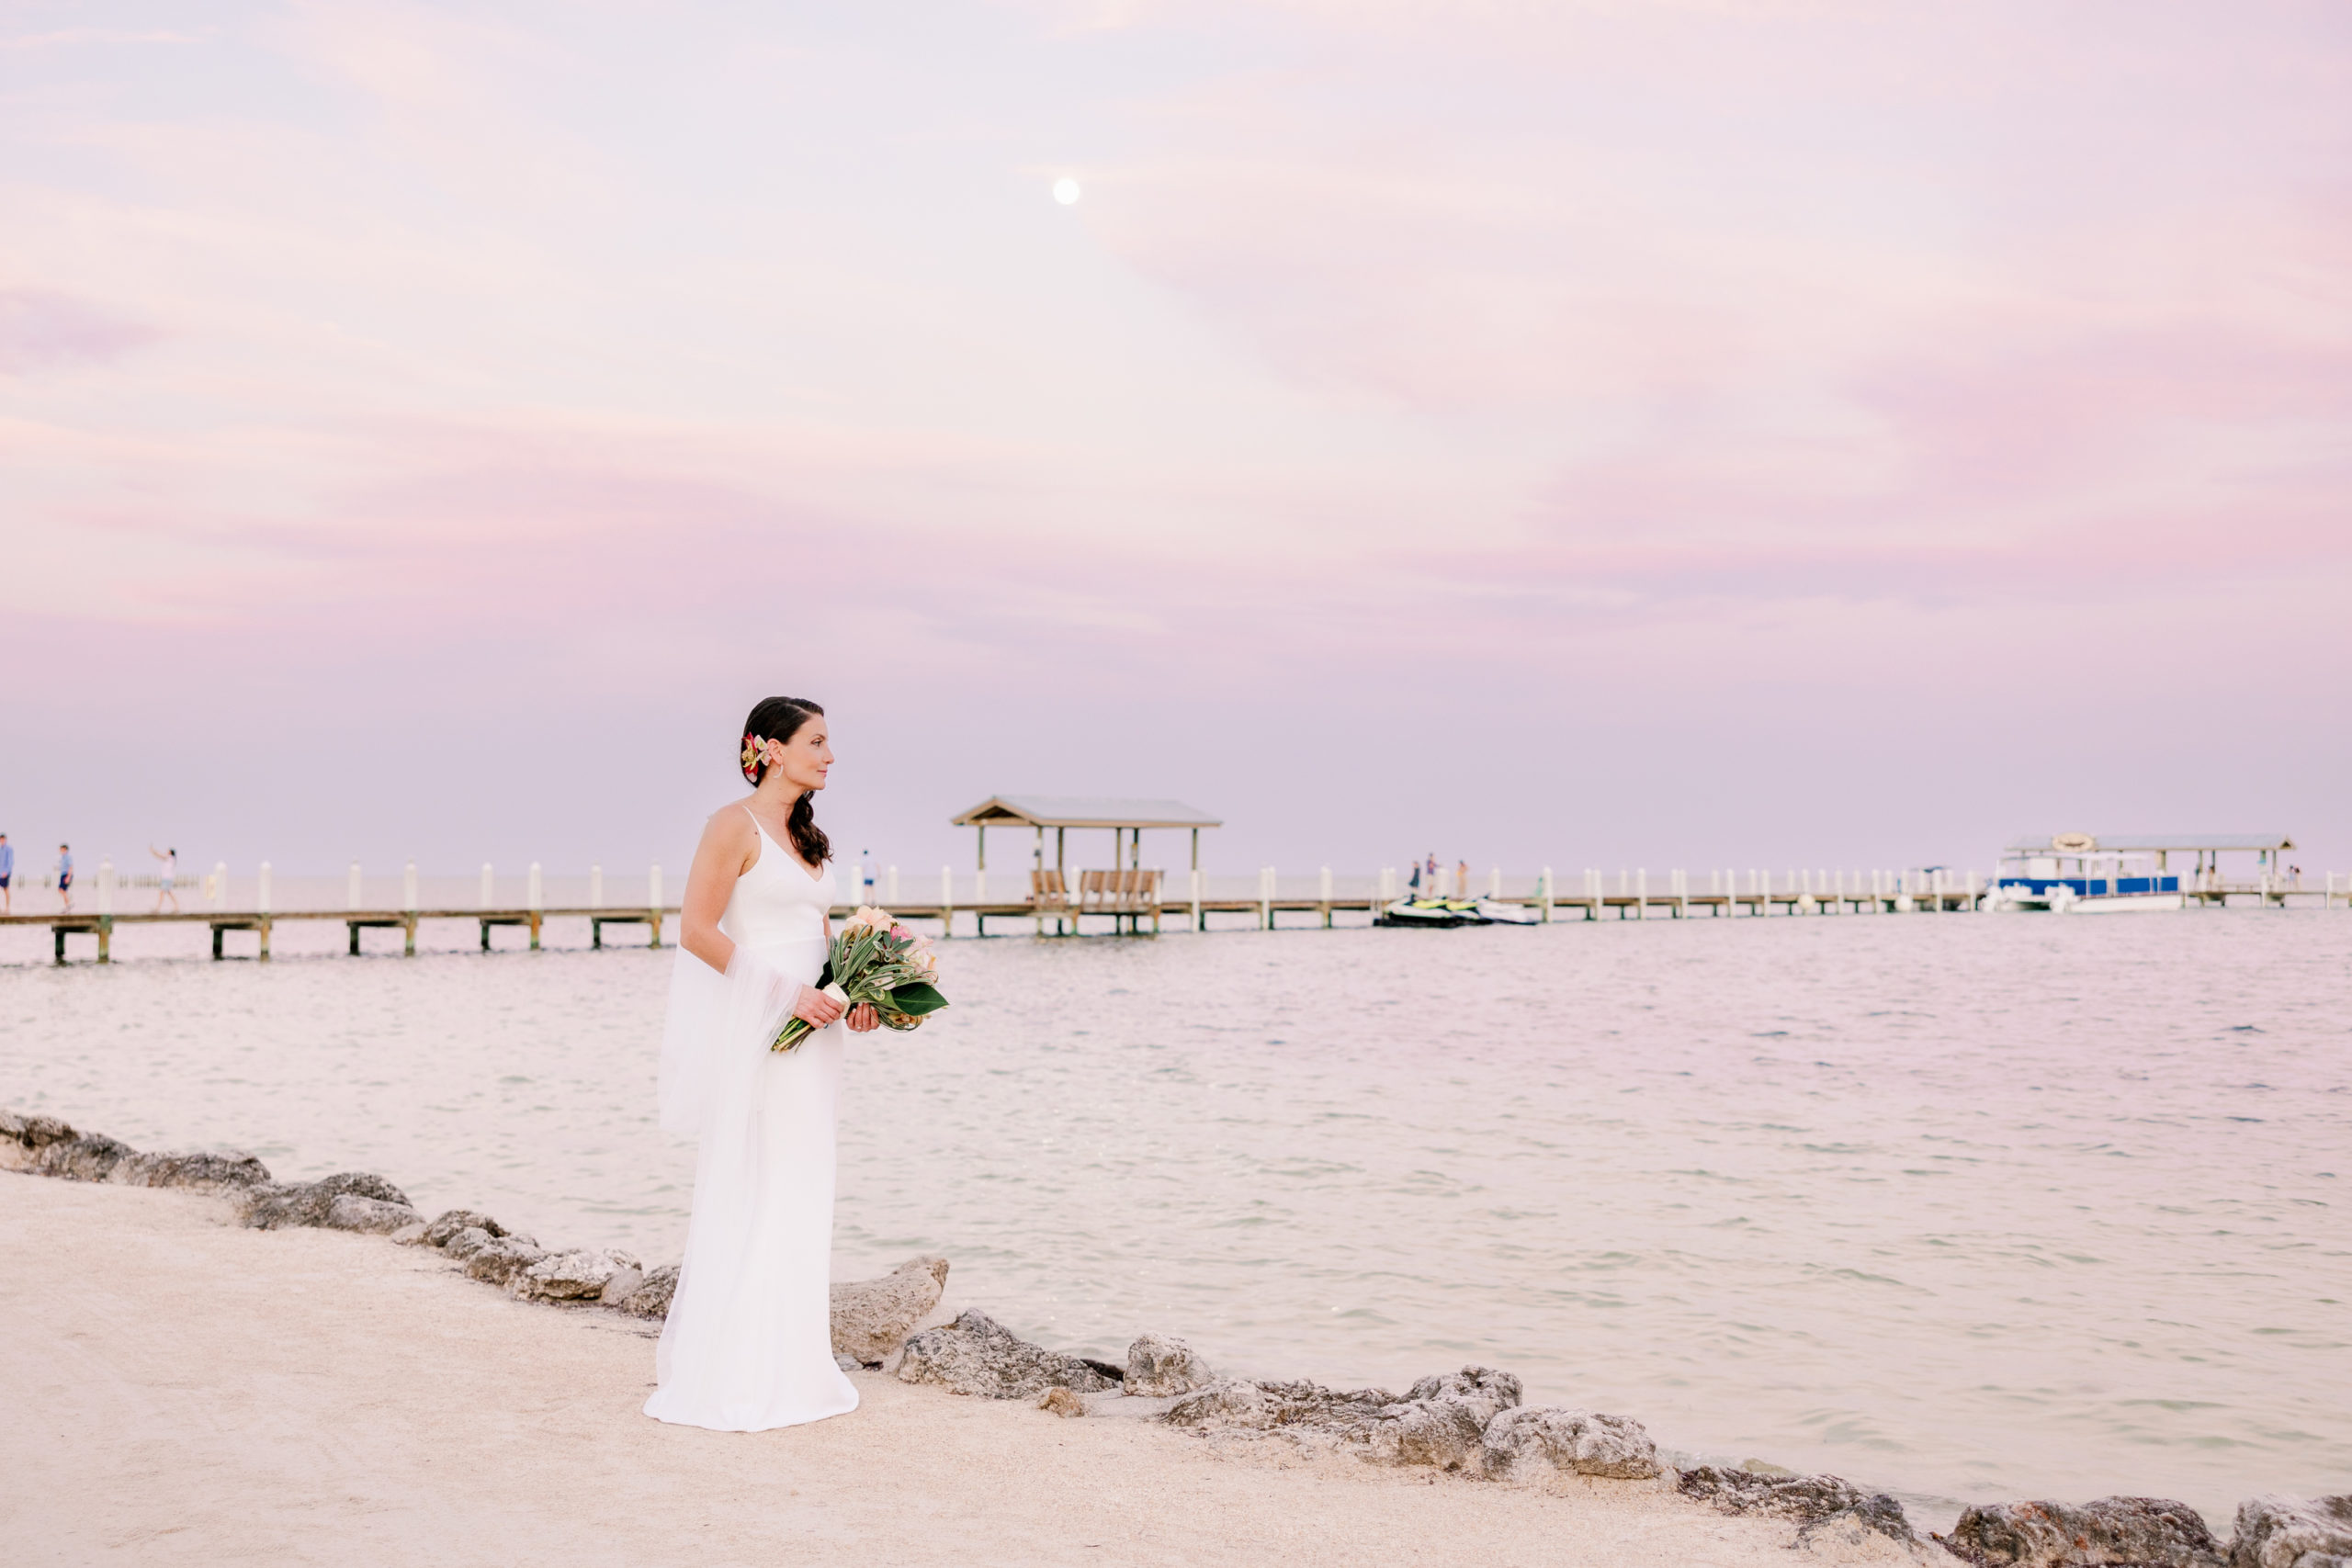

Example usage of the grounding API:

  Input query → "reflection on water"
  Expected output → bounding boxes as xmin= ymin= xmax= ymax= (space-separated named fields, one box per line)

xmin=4 ymin=910 xmax=2346 ymax=1524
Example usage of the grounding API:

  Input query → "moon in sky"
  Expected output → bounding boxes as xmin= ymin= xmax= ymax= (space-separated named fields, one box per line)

xmin=1053 ymin=178 xmax=1081 ymax=205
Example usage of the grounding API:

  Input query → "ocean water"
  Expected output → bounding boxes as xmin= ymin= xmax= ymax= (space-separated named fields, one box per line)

xmin=3 ymin=909 xmax=2345 ymax=1526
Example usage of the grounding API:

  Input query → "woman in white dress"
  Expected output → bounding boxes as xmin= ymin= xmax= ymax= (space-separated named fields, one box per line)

xmin=644 ymin=695 xmax=878 ymax=1432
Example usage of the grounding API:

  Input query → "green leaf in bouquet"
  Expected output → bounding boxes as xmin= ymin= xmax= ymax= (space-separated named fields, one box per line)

xmin=883 ymin=980 xmax=947 ymax=1017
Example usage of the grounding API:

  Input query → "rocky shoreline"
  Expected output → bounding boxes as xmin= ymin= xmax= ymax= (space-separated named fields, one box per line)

xmin=6 ymin=1108 xmax=2346 ymax=1568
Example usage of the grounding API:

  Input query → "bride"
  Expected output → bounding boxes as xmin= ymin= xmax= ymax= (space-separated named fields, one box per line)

xmin=644 ymin=695 xmax=878 ymax=1431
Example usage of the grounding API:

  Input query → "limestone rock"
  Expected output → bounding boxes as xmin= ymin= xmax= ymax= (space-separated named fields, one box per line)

xmin=514 ymin=1248 xmax=642 ymax=1303
xmin=1165 ymin=1367 xmax=1521 ymax=1473
xmin=462 ymin=1236 xmax=549 ymax=1288
xmin=2231 ymin=1495 xmax=2352 ymax=1568
xmin=441 ymin=1225 xmax=495 ymax=1260
xmin=422 ymin=1210 xmax=512 ymax=1247
xmin=390 ymin=1222 xmax=430 ymax=1246
xmin=1679 ymin=1463 xmax=1916 ymax=1545
xmin=0 ymin=1110 xmax=77 ymax=1149
xmin=616 ymin=1265 xmax=679 ymax=1320
xmin=1353 ymin=1368 xmax=1523 ymax=1470
xmin=34 ymin=1134 xmax=135 ymax=1182
xmin=1165 ymin=1379 xmax=1279 ymax=1431
xmin=1939 ymin=1496 xmax=2224 ymax=1566
xmin=1039 ymin=1387 xmax=1086 ymax=1418
xmin=1483 ymin=1405 xmax=1662 ymax=1481
xmin=240 ymin=1172 xmax=413 ymax=1230
xmin=830 ymin=1256 xmax=949 ymax=1364
xmin=1167 ymin=1377 xmax=1397 ymax=1437
xmin=894 ymin=1310 xmax=1122 ymax=1400
xmin=322 ymin=1193 xmax=423 ymax=1234
xmin=600 ymin=1266 xmax=644 ymax=1305
xmin=835 ymin=1352 xmax=862 ymax=1373
xmin=111 ymin=1149 xmax=272 ymax=1192
xmin=1125 ymin=1333 xmax=1215 ymax=1397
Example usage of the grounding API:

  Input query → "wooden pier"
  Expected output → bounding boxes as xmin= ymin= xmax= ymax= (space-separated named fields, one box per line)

xmin=10 ymin=874 xmax=2344 ymax=964
xmin=8 ymin=906 xmax=671 ymax=964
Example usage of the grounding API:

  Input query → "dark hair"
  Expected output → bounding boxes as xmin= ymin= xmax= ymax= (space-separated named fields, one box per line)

xmin=741 ymin=696 xmax=831 ymax=867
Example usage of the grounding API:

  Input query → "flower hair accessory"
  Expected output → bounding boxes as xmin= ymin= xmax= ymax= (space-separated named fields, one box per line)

xmin=741 ymin=734 xmax=765 ymax=784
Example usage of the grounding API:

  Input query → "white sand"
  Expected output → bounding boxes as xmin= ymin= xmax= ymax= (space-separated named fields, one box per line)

xmin=1 ymin=1174 xmax=1939 ymax=1566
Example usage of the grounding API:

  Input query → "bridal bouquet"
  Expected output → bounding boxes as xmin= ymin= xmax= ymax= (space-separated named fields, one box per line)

xmin=771 ymin=906 xmax=948 ymax=1053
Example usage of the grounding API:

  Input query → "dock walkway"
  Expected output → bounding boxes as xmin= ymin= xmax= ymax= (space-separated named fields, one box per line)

xmin=6 ymin=877 xmax=2341 ymax=964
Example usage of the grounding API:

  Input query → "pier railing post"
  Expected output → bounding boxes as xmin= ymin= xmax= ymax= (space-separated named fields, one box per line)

xmin=1541 ymin=866 xmax=1553 ymax=922
xmin=649 ymin=863 xmax=663 ymax=947
xmin=527 ymin=863 xmax=543 ymax=950
xmin=887 ymin=865 xmax=899 ymax=905
xmin=211 ymin=861 xmax=227 ymax=910
xmin=98 ymin=856 xmax=114 ymax=917
xmin=940 ymin=865 xmax=953 ymax=937
xmin=1320 ymin=865 xmax=1333 ymax=928
xmin=1635 ymin=867 xmax=1647 ymax=919
xmin=403 ymin=858 xmax=420 ymax=954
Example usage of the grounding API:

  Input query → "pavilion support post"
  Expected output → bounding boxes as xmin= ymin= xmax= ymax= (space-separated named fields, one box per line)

xmin=1191 ymin=829 xmax=1202 ymax=932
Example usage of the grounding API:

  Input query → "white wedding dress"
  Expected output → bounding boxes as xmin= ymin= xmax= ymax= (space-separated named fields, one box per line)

xmin=644 ymin=810 xmax=859 ymax=1431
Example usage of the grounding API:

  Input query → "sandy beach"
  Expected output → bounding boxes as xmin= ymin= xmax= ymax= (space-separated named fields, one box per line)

xmin=1 ymin=1173 xmax=1936 ymax=1567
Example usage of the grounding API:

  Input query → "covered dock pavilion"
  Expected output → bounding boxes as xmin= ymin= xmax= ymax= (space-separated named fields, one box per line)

xmin=948 ymin=795 xmax=1221 ymax=933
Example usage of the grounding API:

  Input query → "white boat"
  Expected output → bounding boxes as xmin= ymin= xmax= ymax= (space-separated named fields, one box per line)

xmin=2066 ymin=889 xmax=2187 ymax=914
xmin=1986 ymin=837 xmax=2184 ymax=914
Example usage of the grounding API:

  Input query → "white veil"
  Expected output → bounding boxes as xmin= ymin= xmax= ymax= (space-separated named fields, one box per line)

xmin=658 ymin=945 xmax=797 ymax=1136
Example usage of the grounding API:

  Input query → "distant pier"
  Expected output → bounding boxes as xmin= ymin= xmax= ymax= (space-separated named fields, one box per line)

xmin=6 ymin=871 xmax=2345 ymax=964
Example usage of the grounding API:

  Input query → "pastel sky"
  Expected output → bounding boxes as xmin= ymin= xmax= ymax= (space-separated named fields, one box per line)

xmin=5 ymin=0 xmax=2348 ymax=881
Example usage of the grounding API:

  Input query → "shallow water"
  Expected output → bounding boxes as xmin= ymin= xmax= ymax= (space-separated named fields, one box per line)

xmin=3 ymin=909 xmax=2345 ymax=1525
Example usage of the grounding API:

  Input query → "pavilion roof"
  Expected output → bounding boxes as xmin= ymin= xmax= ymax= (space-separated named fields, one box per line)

xmin=950 ymin=795 xmax=1222 ymax=830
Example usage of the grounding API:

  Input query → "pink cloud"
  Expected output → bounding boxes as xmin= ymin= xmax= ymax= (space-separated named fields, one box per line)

xmin=0 ymin=291 xmax=163 ymax=375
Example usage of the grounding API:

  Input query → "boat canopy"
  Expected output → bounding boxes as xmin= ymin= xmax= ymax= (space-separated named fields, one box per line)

xmin=2002 ymin=833 xmax=2293 ymax=855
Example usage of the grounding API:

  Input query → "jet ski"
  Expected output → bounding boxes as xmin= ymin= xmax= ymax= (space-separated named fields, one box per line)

xmin=1375 ymin=897 xmax=1490 ymax=928
xmin=1474 ymin=897 xmax=1542 ymax=925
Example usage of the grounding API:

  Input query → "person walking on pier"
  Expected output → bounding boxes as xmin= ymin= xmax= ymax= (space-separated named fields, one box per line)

xmin=0 ymin=833 xmax=13 ymax=914
xmin=151 ymin=844 xmax=179 ymax=913
xmin=56 ymin=843 xmax=73 ymax=913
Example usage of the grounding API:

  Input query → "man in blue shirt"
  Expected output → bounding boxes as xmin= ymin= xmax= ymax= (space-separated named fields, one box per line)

xmin=0 ymin=833 xmax=13 ymax=914
xmin=56 ymin=843 xmax=73 ymax=913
